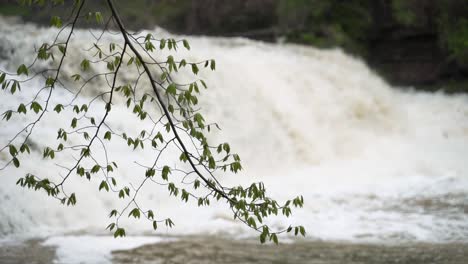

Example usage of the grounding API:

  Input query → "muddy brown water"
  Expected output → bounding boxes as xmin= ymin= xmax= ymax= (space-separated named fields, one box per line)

xmin=0 ymin=239 xmax=56 ymax=264
xmin=112 ymin=236 xmax=468 ymax=264
xmin=0 ymin=236 xmax=467 ymax=263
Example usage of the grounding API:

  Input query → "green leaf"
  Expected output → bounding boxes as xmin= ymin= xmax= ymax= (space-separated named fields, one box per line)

xmin=145 ymin=41 xmax=155 ymax=52
xmin=37 ymin=44 xmax=50 ymax=60
xmin=95 ymin=12 xmax=103 ymax=24
xmin=194 ymin=113 xmax=205 ymax=128
xmin=109 ymin=209 xmax=118 ymax=218
xmin=80 ymin=104 xmax=88 ymax=112
xmin=30 ymin=101 xmax=43 ymax=114
xmin=104 ymin=131 xmax=112 ymax=140
xmin=17 ymin=64 xmax=29 ymax=76
xmin=114 ymin=228 xmax=126 ymax=238
xmin=99 ymin=180 xmax=109 ymax=192
xmin=12 ymin=157 xmax=20 ymax=168
xmin=179 ymin=152 xmax=188 ymax=162
xmin=10 ymin=81 xmax=18 ymax=94
xmin=67 ymin=193 xmax=77 ymax=206
xmin=165 ymin=218 xmax=174 ymax=228
xmin=58 ymin=45 xmax=66 ymax=54
xmin=299 ymin=226 xmax=306 ymax=237
xmin=9 ymin=145 xmax=18 ymax=156
xmin=50 ymin=16 xmax=62 ymax=28
xmin=223 ymin=143 xmax=230 ymax=153
xmin=46 ymin=77 xmax=55 ymax=87
xmin=0 ymin=72 xmax=6 ymax=83
xmin=168 ymin=104 xmax=174 ymax=113
xmin=270 ymin=233 xmax=278 ymax=245
xmin=42 ymin=147 xmax=51 ymax=158
xmin=191 ymin=64 xmax=199 ymax=75
xmin=166 ymin=83 xmax=177 ymax=96
xmin=17 ymin=103 xmax=26 ymax=115
xmin=159 ymin=39 xmax=166 ymax=49
xmin=194 ymin=180 xmax=200 ymax=189
xmin=106 ymin=61 xmax=115 ymax=71
xmin=80 ymin=59 xmax=90 ymax=71
xmin=20 ymin=144 xmax=30 ymax=154
xmin=182 ymin=39 xmax=190 ymax=50
xmin=147 ymin=210 xmax=154 ymax=219
xmin=168 ymin=39 xmax=173 ymax=50
xmin=210 ymin=59 xmax=216 ymax=70
xmin=106 ymin=223 xmax=116 ymax=231
xmin=162 ymin=165 xmax=171 ymax=180
xmin=247 ymin=217 xmax=257 ymax=229
xmin=71 ymin=74 xmax=81 ymax=81
xmin=144 ymin=33 xmax=152 ymax=42
xmin=128 ymin=208 xmax=140 ymax=219
xmin=54 ymin=104 xmax=63 ymax=113
xmin=76 ymin=166 xmax=85 ymax=176
xmin=70 ymin=118 xmax=77 ymax=128
xmin=208 ymin=156 xmax=216 ymax=169
xmin=145 ymin=168 xmax=155 ymax=178
xmin=91 ymin=164 xmax=101 ymax=173
xmin=179 ymin=59 xmax=187 ymax=68
xmin=2 ymin=110 xmax=13 ymax=121
xmin=166 ymin=55 xmax=177 ymax=72
xmin=200 ymin=79 xmax=207 ymax=89
xmin=155 ymin=132 xmax=163 ymax=143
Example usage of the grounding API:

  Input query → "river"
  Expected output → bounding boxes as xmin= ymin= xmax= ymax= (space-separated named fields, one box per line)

xmin=0 ymin=16 xmax=467 ymax=263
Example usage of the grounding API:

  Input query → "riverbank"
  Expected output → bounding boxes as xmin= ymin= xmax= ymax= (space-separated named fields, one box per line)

xmin=1 ymin=236 xmax=467 ymax=264
xmin=113 ymin=236 xmax=468 ymax=264
xmin=0 ymin=239 xmax=56 ymax=264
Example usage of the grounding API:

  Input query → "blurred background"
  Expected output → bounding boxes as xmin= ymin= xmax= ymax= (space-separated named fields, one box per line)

xmin=1 ymin=0 xmax=467 ymax=91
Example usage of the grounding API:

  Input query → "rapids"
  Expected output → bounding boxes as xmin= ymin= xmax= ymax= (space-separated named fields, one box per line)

xmin=0 ymin=17 xmax=467 ymax=243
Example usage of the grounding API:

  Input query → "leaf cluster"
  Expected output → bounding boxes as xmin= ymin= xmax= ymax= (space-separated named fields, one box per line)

xmin=1 ymin=0 xmax=306 ymax=244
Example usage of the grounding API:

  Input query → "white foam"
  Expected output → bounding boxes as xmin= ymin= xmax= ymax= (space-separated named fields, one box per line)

xmin=43 ymin=236 xmax=169 ymax=264
xmin=0 ymin=17 xmax=467 ymax=243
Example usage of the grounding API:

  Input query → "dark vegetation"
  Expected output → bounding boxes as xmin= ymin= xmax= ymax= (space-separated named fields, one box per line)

xmin=0 ymin=0 xmax=467 ymax=92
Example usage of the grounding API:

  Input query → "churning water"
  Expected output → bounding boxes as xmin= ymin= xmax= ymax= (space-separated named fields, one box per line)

xmin=1 ymin=17 xmax=467 ymax=244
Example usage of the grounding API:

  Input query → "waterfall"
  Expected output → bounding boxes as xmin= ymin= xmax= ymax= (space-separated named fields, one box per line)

xmin=1 ymin=17 xmax=467 ymax=243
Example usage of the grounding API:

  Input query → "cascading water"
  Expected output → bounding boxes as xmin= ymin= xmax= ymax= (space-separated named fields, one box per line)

xmin=1 ymin=16 xmax=468 ymax=244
